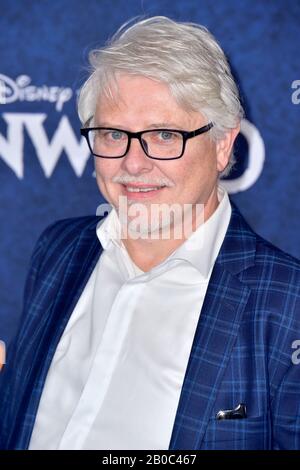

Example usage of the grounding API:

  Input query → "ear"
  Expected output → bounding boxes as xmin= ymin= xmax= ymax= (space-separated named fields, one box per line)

xmin=216 ymin=125 xmax=240 ymax=172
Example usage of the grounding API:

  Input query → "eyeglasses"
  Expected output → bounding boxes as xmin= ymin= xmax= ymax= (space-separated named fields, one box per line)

xmin=80 ymin=122 xmax=213 ymax=160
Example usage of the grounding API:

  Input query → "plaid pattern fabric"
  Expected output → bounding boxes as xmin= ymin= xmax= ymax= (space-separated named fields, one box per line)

xmin=0 ymin=202 xmax=299 ymax=450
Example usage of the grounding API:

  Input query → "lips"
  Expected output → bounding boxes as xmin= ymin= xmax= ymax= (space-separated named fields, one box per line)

xmin=121 ymin=183 xmax=167 ymax=199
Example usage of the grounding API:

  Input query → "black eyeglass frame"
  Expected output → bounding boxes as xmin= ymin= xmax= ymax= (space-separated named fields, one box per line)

xmin=80 ymin=122 xmax=214 ymax=160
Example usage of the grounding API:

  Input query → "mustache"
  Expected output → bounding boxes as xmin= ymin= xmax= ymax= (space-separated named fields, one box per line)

xmin=112 ymin=174 xmax=175 ymax=187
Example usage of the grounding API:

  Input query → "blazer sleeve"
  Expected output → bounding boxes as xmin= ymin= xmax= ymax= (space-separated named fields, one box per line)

xmin=271 ymin=357 xmax=300 ymax=449
xmin=0 ymin=221 xmax=60 ymax=448
xmin=270 ymin=281 xmax=300 ymax=450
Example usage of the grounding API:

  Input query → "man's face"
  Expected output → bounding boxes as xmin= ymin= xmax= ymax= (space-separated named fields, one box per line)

xmin=93 ymin=74 xmax=237 ymax=231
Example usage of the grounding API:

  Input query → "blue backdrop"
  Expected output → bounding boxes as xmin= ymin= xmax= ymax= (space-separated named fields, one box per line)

xmin=0 ymin=0 xmax=300 ymax=349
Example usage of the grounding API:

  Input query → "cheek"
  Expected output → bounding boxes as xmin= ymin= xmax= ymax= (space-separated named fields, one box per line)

xmin=95 ymin=158 xmax=122 ymax=184
xmin=173 ymin=144 xmax=217 ymax=194
xmin=188 ymin=140 xmax=217 ymax=177
xmin=94 ymin=159 xmax=120 ymax=201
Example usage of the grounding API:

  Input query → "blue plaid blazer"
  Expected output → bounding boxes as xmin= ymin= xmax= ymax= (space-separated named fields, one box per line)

xmin=1 ymin=202 xmax=300 ymax=450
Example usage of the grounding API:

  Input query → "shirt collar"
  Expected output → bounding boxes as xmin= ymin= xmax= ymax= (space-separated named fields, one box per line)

xmin=97 ymin=184 xmax=231 ymax=279
xmin=167 ymin=184 xmax=231 ymax=278
xmin=97 ymin=205 xmax=122 ymax=251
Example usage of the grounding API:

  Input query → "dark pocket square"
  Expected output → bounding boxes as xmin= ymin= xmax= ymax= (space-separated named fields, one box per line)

xmin=216 ymin=403 xmax=247 ymax=420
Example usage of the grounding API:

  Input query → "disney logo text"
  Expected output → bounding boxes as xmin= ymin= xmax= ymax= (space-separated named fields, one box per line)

xmin=0 ymin=74 xmax=73 ymax=111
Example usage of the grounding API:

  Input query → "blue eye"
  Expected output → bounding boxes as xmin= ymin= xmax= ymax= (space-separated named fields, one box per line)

xmin=160 ymin=131 xmax=174 ymax=140
xmin=110 ymin=130 xmax=123 ymax=140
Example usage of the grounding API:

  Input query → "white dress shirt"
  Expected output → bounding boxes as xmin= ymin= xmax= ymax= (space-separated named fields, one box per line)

xmin=29 ymin=184 xmax=231 ymax=450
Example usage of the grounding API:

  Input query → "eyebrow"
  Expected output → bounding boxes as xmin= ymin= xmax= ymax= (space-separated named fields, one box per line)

xmin=95 ymin=122 xmax=186 ymax=130
xmin=147 ymin=123 xmax=186 ymax=130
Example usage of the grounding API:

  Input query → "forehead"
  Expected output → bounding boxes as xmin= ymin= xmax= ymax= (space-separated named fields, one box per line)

xmin=94 ymin=74 xmax=202 ymax=127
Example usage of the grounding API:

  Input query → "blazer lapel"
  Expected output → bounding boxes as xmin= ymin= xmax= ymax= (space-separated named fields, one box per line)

xmin=9 ymin=217 xmax=103 ymax=449
xmin=169 ymin=203 xmax=256 ymax=450
xmin=45 ymin=221 xmax=103 ymax=347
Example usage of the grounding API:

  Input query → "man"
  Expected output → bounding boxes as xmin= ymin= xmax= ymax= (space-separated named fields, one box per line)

xmin=0 ymin=16 xmax=299 ymax=450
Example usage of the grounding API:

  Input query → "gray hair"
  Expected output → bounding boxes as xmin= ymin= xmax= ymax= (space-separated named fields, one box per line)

xmin=78 ymin=16 xmax=244 ymax=176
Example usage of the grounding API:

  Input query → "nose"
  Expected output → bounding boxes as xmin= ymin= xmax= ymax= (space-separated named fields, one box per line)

xmin=120 ymin=136 xmax=153 ymax=175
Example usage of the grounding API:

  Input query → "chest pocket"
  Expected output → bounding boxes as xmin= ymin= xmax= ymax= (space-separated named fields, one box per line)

xmin=202 ymin=414 xmax=270 ymax=450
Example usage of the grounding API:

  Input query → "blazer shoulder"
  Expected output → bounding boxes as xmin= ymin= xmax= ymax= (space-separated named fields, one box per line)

xmin=231 ymin=201 xmax=300 ymax=272
xmin=254 ymin=231 xmax=300 ymax=273
xmin=29 ymin=215 xmax=103 ymax=274
xmin=39 ymin=215 xmax=102 ymax=242
xmin=242 ymin=229 xmax=300 ymax=299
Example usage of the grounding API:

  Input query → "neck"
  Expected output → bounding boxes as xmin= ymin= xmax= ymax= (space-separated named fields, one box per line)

xmin=121 ymin=186 xmax=219 ymax=272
